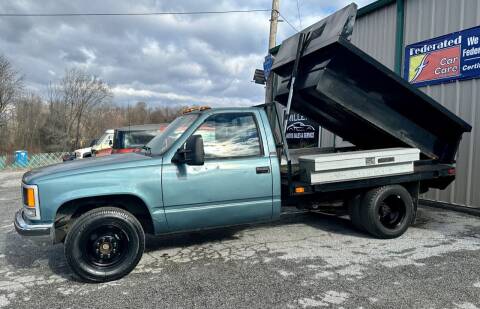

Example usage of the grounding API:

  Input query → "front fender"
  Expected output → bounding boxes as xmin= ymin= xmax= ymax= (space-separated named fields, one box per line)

xmin=36 ymin=165 xmax=167 ymax=233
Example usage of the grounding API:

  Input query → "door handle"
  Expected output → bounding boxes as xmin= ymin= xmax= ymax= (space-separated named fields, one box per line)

xmin=256 ymin=166 xmax=270 ymax=174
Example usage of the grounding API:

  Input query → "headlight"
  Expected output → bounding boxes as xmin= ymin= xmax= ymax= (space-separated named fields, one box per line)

xmin=22 ymin=184 xmax=40 ymax=220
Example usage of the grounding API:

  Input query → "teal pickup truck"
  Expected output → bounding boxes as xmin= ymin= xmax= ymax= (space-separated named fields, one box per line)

xmin=14 ymin=5 xmax=471 ymax=282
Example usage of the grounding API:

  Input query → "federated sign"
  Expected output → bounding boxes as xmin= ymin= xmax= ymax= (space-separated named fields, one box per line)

xmin=404 ymin=25 xmax=480 ymax=87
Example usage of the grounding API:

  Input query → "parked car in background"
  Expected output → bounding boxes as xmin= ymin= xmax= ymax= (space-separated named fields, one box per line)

xmin=90 ymin=129 xmax=114 ymax=157
xmin=111 ymin=124 xmax=167 ymax=154
xmin=62 ymin=153 xmax=76 ymax=162
xmin=63 ymin=130 xmax=114 ymax=161
xmin=62 ymin=139 xmax=98 ymax=162
xmin=74 ymin=139 xmax=98 ymax=160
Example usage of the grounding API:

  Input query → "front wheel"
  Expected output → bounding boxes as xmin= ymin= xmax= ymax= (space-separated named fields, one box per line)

xmin=64 ymin=207 xmax=145 ymax=283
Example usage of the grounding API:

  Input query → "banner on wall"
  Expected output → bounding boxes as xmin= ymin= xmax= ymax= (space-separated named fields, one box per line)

xmin=404 ymin=25 xmax=480 ymax=87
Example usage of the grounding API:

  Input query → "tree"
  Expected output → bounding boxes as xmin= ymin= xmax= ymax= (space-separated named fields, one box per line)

xmin=124 ymin=102 xmax=147 ymax=125
xmin=0 ymin=55 xmax=23 ymax=120
xmin=46 ymin=68 xmax=112 ymax=150
xmin=149 ymin=105 xmax=183 ymax=123
xmin=13 ymin=93 xmax=46 ymax=152
xmin=0 ymin=55 xmax=23 ymax=153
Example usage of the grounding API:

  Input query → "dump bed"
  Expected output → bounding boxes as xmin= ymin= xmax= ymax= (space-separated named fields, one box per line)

xmin=271 ymin=4 xmax=471 ymax=164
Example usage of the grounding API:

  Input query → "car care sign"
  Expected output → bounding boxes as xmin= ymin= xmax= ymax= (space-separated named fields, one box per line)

xmin=405 ymin=25 xmax=480 ymax=87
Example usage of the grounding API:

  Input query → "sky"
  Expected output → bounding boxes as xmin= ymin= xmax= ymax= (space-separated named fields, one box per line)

xmin=0 ymin=0 xmax=376 ymax=107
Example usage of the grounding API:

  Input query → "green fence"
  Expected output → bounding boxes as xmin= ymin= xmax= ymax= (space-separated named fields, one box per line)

xmin=0 ymin=152 xmax=68 ymax=170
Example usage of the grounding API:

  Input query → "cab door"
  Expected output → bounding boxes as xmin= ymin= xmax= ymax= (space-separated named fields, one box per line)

xmin=161 ymin=112 xmax=273 ymax=232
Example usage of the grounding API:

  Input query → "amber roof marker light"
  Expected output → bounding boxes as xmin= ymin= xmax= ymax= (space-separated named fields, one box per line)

xmin=181 ymin=106 xmax=211 ymax=114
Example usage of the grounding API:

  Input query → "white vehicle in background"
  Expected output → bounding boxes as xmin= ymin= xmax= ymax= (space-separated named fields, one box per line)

xmin=75 ymin=129 xmax=114 ymax=159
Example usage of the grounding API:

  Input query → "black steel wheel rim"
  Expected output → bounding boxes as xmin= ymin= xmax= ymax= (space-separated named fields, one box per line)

xmin=378 ymin=195 xmax=407 ymax=229
xmin=80 ymin=223 xmax=131 ymax=268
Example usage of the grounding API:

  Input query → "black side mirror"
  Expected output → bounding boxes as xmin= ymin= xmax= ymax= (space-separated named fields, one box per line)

xmin=174 ymin=134 xmax=205 ymax=165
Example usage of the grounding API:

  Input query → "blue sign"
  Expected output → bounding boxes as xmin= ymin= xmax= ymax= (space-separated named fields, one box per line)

xmin=263 ymin=54 xmax=273 ymax=80
xmin=404 ymin=24 xmax=480 ymax=87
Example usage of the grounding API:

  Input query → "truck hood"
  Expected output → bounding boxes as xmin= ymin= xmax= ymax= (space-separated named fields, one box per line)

xmin=23 ymin=153 xmax=156 ymax=184
xmin=75 ymin=147 xmax=92 ymax=153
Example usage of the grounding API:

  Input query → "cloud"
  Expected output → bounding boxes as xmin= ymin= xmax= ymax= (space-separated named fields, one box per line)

xmin=111 ymin=85 xmax=259 ymax=107
xmin=0 ymin=0 xmax=376 ymax=107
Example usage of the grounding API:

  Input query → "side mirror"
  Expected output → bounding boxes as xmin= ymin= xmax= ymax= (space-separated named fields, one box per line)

xmin=174 ymin=134 xmax=205 ymax=165
xmin=109 ymin=140 xmax=113 ymax=146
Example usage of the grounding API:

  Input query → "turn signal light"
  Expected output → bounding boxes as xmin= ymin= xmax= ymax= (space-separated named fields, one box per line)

xmin=448 ymin=168 xmax=456 ymax=175
xmin=295 ymin=187 xmax=305 ymax=194
xmin=25 ymin=188 xmax=35 ymax=208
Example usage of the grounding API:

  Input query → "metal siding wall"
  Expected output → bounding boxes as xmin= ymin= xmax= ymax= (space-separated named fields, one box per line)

xmin=404 ymin=0 xmax=480 ymax=208
xmin=317 ymin=4 xmax=398 ymax=150
xmin=352 ymin=3 xmax=397 ymax=70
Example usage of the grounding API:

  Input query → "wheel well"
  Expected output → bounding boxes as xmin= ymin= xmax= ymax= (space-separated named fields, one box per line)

xmin=54 ymin=195 xmax=154 ymax=243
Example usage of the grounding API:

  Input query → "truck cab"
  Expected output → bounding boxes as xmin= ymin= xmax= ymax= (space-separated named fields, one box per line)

xmin=91 ymin=129 xmax=114 ymax=157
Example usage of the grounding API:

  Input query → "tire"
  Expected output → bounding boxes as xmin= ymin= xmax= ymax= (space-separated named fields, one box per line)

xmin=348 ymin=194 xmax=365 ymax=232
xmin=360 ymin=185 xmax=413 ymax=239
xmin=64 ymin=207 xmax=145 ymax=283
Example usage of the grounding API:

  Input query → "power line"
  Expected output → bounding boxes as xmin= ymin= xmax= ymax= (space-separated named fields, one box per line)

xmin=0 ymin=9 xmax=270 ymax=17
xmin=276 ymin=10 xmax=299 ymax=32
xmin=0 ymin=7 xmax=301 ymax=33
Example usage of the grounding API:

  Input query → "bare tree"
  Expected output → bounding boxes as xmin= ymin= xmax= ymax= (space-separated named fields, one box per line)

xmin=48 ymin=68 xmax=112 ymax=150
xmin=149 ymin=105 xmax=183 ymax=123
xmin=0 ymin=55 xmax=23 ymax=120
xmin=13 ymin=93 xmax=46 ymax=152
xmin=0 ymin=55 xmax=23 ymax=153
xmin=0 ymin=59 xmax=188 ymax=154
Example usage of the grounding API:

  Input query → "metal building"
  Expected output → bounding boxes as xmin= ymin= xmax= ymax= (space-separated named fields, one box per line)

xmin=349 ymin=0 xmax=480 ymax=208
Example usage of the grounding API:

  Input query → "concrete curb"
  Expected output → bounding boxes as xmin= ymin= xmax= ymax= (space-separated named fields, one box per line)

xmin=420 ymin=199 xmax=480 ymax=218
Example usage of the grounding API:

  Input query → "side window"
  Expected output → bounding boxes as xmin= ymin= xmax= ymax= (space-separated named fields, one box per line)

xmin=194 ymin=113 xmax=262 ymax=159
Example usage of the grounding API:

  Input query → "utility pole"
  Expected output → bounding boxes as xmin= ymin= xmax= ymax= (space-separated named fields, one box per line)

xmin=265 ymin=0 xmax=279 ymax=104
xmin=268 ymin=0 xmax=280 ymax=51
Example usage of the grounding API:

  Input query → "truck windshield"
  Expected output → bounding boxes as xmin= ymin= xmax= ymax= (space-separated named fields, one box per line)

xmin=146 ymin=114 xmax=199 ymax=155
xmin=113 ymin=130 xmax=159 ymax=150
xmin=96 ymin=133 xmax=110 ymax=146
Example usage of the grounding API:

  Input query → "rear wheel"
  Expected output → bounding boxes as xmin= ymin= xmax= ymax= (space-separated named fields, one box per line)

xmin=360 ymin=185 xmax=413 ymax=239
xmin=64 ymin=207 xmax=145 ymax=283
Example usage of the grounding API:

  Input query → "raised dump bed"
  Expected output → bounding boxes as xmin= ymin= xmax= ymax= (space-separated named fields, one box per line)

xmin=271 ymin=4 xmax=471 ymax=164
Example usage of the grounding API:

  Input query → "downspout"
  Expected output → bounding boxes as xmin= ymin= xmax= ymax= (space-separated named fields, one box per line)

xmin=394 ymin=0 xmax=405 ymax=76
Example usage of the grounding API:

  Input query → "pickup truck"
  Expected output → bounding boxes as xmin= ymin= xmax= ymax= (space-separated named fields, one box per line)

xmin=14 ymin=4 xmax=471 ymax=283
xmin=89 ymin=129 xmax=114 ymax=157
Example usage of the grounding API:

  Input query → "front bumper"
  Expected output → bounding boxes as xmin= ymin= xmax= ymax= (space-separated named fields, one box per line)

xmin=14 ymin=209 xmax=53 ymax=238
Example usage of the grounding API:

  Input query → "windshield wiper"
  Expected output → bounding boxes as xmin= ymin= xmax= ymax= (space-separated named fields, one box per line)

xmin=141 ymin=145 xmax=152 ymax=156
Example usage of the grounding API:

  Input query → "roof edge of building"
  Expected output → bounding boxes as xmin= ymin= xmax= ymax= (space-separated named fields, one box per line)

xmin=269 ymin=0 xmax=398 ymax=55
xmin=357 ymin=0 xmax=396 ymax=17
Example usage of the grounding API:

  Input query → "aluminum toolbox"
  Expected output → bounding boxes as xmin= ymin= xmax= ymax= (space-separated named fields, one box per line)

xmin=299 ymin=148 xmax=420 ymax=184
xmin=271 ymin=4 xmax=471 ymax=164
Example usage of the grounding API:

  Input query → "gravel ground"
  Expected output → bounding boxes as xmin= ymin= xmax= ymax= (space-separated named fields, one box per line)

xmin=1 ymin=170 xmax=480 ymax=308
